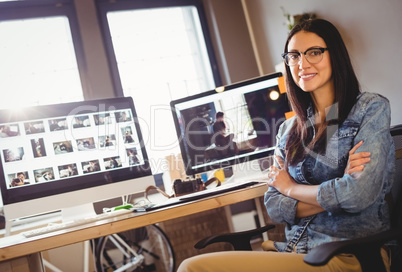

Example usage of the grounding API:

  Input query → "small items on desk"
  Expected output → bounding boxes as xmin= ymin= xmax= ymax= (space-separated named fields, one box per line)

xmin=136 ymin=180 xmax=265 ymax=212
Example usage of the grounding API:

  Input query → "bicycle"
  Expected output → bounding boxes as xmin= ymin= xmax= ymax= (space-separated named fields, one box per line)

xmin=94 ymin=224 xmax=175 ymax=272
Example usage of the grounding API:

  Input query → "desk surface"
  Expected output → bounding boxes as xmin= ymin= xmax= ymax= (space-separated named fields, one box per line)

xmin=0 ymin=182 xmax=268 ymax=261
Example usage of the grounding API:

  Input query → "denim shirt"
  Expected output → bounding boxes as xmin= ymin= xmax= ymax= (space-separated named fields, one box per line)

xmin=264 ymin=92 xmax=395 ymax=253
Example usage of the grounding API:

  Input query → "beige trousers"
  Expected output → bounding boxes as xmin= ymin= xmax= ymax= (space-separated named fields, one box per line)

xmin=177 ymin=249 xmax=390 ymax=272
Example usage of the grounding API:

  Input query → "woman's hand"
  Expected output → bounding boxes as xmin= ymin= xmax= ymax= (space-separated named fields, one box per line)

xmin=267 ymin=156 xmax=296 ymax=197
xmin=267 ymin=156 xmax=324 ymax=216
xmin=344 ymin=141 xmax=371 ymax=178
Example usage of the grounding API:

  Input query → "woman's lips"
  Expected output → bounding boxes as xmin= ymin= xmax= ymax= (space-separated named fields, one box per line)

xmin=299 ymin=73 xmax=317 ymax=80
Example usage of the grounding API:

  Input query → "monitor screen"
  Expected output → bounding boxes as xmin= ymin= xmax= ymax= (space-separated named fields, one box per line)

xmin=170 ymin=72 xmax=293 ymax=176
xmin=0 ymin=97 xmax=153 ymax=216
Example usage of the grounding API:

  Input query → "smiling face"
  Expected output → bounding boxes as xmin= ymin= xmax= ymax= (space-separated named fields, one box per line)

xmin=287 ymin=31 xmax=334 ymax=98
xmin=17 ymin=173 xmax=25 ymax=181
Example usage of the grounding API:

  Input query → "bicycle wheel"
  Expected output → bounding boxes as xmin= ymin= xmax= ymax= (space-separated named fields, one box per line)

xmin=95 ymin=224 xmax=175 ymax=272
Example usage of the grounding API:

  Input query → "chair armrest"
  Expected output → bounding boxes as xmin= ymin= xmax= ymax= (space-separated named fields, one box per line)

xmin=194 ymin=224 xmax=276 ymax=251
xmin=304 ymin=228 xmax=402 ymax=272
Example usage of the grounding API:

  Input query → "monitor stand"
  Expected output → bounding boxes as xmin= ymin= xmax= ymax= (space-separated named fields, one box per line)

xmin=60 ymin=203 xmax=97 ymax=223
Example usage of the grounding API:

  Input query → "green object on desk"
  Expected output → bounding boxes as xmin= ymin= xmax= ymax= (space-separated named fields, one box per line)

xmin=113 ymin=204 xmax=134 ymax=211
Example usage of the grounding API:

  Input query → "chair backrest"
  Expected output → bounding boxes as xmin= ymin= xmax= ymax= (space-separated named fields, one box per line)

xmin=390 ymin=125 xmax=402 ymax=229
xmin=390 ymin=124 xmax=402 ymax=272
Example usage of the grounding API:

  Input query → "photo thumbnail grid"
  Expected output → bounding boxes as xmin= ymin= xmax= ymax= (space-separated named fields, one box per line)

xmin=0 ymin=109 xmax=144 ymax=190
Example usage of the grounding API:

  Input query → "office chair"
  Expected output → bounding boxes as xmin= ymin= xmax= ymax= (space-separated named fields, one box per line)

xmin=195 ymin=124 xmax=402 ymax=272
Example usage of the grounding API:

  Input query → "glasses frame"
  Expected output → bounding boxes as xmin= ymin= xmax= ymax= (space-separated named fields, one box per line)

xmin=281 ymin=47 xmax=328 ymax=66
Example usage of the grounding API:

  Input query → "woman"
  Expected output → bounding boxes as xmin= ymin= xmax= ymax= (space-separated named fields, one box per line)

xmin=177 ymin=19 xmax=394 ymax=272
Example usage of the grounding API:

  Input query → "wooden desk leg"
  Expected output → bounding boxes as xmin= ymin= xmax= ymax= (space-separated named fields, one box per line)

xmin=0 ymin=253 xmax=44 ymax=272
xmin=28 ymin=253 xmax=45 ymax=272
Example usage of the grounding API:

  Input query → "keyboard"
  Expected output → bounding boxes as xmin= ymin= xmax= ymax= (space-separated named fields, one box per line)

xmin=20 ymin=209 xmax=132 ymax=238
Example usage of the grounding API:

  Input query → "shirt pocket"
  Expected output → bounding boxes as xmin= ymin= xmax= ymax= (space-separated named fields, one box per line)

xmin=325 ymin=121 xmax=359 ymax=165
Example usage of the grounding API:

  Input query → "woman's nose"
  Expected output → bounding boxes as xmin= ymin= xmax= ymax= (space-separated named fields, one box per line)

xmin=298 ymin=54 xmax=310 ymax=69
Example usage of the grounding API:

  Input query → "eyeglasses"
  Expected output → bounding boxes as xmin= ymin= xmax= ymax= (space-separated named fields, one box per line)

xmin=281 ymin=48 xmax=328 ymax=66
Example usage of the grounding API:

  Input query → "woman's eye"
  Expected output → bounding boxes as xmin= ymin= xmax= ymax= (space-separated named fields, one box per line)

xmin=288 ymin=53 xmax=299 ymax=60
xmin=309 ymin=50 xmax=321 ymax=56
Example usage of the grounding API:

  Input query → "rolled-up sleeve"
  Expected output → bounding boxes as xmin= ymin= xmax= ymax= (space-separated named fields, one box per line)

xmin=265 ymin=187 xmax=299 ymax=224
xmin=264 ymin=117 xmax=299 ymax=224
xmin=317 ymin=95 xmax=394 ymax=214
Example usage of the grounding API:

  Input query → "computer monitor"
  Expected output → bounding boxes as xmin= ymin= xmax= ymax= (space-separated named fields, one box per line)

xmin=0 ymin=97 xmax=155 ymax=234
xmin=170 ymin=72 xmax=293 ymax=176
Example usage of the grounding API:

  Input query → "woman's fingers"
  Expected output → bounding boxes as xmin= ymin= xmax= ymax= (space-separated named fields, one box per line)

xmin=349 ymin=151 xmax=370 ymax=162
xmin=349 ymin=140 xmax=363 ymax=156
xmin=348 ymin=165 xmax=365 ymax=174
xmin=348 ymin=151 xmax=371 ymax=169
xmin=267 ymin=165 xmax=279 ymax=185
xmin=275 ymin=155 xmax=285 ymax=169
xmin=345 ymin=141 xmax=371 ymax=175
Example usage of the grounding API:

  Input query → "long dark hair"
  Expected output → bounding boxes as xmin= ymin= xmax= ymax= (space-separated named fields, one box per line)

xmin=283 ymin=19 xmax=360 ymax=167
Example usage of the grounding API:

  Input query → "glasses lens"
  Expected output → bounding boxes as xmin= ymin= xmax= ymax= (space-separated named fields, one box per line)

xmin=305 ymin=49 xmax=324 ymax=64
xmin=285 ymin=52 xmax=300 ymax=66
xmin=283 ymin=48 xmax=326 ymax=66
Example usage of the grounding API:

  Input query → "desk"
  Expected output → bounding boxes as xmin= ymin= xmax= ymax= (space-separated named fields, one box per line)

xmin=0 ymin=182 xmax=268 ymax=267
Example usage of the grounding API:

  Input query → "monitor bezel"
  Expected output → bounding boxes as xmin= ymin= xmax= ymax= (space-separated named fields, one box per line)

xmin=170 ymin=72 xmax=288 ymax=176
xmin=0 ymin=97 xmax=152 ymax=205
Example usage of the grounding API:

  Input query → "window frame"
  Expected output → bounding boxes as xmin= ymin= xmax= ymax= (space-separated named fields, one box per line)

xmin=95 ymin=0 xmax=222 ymax=97
xmin=0 ymin=0 xmax=88 ymax=98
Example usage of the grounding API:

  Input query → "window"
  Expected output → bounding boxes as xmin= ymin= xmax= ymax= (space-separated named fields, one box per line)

xmin=0 ymin=1 xmax=85 ymax=109
xmin=98 ymin=0 xmax=220 ymax=173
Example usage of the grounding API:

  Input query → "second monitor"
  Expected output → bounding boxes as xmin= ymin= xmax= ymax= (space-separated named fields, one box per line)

xmin=170 ymin=72 xmax=293 ymax=176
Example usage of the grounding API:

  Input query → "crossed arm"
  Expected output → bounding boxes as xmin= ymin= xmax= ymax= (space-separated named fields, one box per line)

xmin=267 ymin=141 xmax=371 ymax=218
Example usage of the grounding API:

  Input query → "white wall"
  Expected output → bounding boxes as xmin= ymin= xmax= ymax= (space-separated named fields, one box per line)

xmin=244 ymin=0 xmax=402 ymax=126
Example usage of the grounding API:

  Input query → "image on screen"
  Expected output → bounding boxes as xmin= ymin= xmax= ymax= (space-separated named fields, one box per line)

xmin=170 ymin=72 xmax=293 ymax=175
xmin=0 ymin=97 xmax=151 ymax=205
